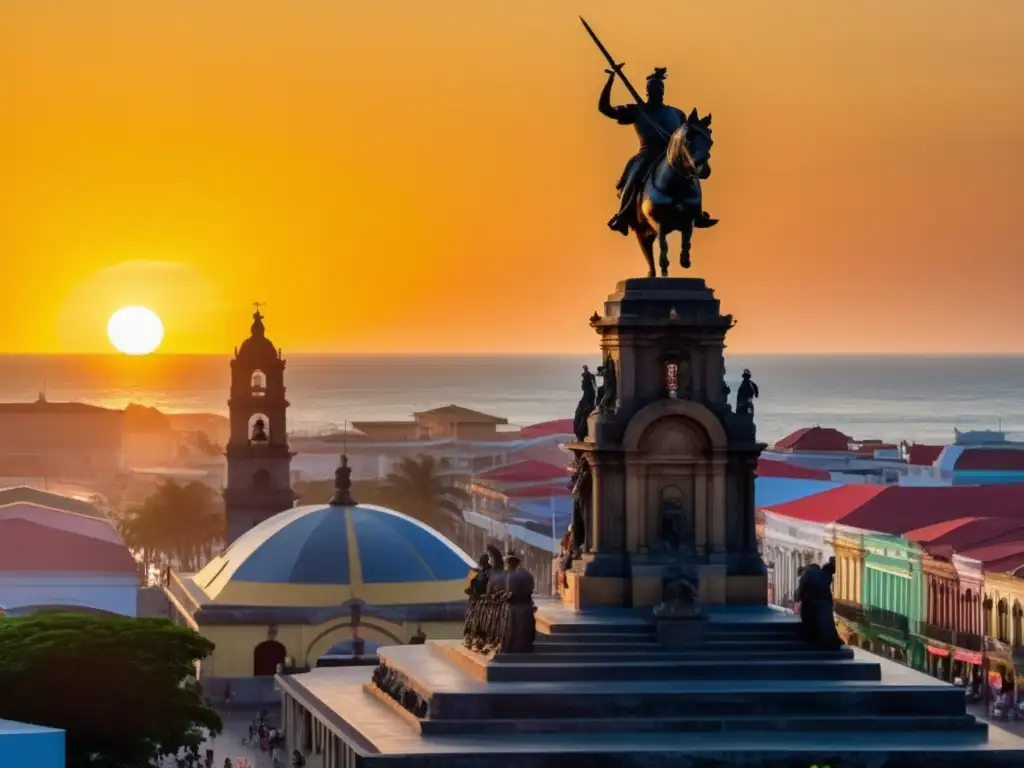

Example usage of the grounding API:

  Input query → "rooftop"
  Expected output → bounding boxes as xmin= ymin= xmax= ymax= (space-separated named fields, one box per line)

xmin=757 ymin=459 xmax=832 ymax=481
xmin=0 ymin=396 xmax=119 ymax=415
xmin=412 ymin=405 xmax=509 ymax=425
xmin=476 ymin=460 xmax=568 ymax=485
xmin=775 ymin=426 xmax=852 ymax=453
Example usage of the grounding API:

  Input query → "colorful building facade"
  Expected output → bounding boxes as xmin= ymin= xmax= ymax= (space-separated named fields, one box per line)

xmin=858 ymin=532 xmax=926 ymax=669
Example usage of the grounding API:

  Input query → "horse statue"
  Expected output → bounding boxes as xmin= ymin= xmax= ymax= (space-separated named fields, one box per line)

xmin=635 ymin=110 xmax=716 ymax=278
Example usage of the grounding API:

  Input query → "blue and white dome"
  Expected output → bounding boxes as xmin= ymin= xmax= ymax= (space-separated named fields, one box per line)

xmin=194 ymin=504 xmax=474 ymax=608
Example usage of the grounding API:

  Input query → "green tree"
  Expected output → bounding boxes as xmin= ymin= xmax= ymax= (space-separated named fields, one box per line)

xmin=0 ymin=614 xmax=222 ymax=768
xmin=381 ymin=455 xmax=471 ymax=535
xmin=120 ymin=480 xmax=225 ymax=573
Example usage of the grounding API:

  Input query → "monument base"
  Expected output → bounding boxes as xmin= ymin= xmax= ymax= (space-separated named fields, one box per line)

xmin=565 ymin=561 xmax=768 ymax=610
xmin=276 ymin=602 xmax=1021 ymax=766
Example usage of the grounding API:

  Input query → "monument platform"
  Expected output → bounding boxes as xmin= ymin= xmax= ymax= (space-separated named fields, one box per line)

xmin=276 ymin=601 xmax=1024 ymax=766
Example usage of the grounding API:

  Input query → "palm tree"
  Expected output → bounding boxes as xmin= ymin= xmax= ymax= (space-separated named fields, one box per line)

xmin=119 ymin=480 xmax=225 ymax=573
xmin=381 ymin=455 xmax=471 ymax=536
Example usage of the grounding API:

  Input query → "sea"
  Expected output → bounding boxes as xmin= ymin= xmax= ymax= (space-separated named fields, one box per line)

xmin=0 ymin=354 xmax=1022 ymax=446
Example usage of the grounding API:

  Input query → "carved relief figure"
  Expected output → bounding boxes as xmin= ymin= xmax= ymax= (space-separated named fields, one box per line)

xmin=573 ymin=365 xmax=598 ymax=440
xmin=569 ymin=454 xmax=592 ymax=554
xmin=659 ymin=486 xmax=694 ymax=556
xmin=597 ymin=356 xmax=618 ymax=415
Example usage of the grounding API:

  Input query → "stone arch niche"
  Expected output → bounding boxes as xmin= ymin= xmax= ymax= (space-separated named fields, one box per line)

xmin=623 ymin=399 xmax=727 ymax=559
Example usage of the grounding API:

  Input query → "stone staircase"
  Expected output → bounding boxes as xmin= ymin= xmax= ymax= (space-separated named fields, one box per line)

xmin=370 ymin=608 xmax=990 ymax=746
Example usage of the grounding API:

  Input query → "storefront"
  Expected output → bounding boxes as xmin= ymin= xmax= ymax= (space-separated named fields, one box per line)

xmin=925 ymin=644 xmax=952 ymax=680
xmin=985 ymin=638 xmax=1015 ymax=705
xmin=950 ymin=647 xmax=984 ymax=687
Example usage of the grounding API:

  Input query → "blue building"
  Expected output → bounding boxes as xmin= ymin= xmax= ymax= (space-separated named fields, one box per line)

xmin=0 ymin=720 xmax=64 ymax=767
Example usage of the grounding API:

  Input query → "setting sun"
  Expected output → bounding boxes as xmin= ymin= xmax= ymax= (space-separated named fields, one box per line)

xmin=107 ymin=306 xmax=164 ymax=355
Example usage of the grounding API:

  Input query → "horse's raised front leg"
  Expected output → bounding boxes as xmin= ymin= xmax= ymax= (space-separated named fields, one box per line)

xmin=635 ymin=228 xmax=656 ymax=278
xmin=679 ymin=217 xmax=694 ymax=270
xmin=656 ymin=224 xmax=671 ymax=277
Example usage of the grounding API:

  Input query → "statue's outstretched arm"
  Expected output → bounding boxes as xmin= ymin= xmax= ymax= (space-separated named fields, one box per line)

xmin=599 ymin=73 xmax=636 ymax=124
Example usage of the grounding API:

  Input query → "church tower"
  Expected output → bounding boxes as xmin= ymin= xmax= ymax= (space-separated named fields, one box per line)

xmin=223 ymin=305 xmax=296 ymax=544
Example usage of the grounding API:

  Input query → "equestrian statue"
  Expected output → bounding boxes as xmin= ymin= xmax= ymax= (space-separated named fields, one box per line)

xmin=581 ymin=18 xmax=717 ymax=278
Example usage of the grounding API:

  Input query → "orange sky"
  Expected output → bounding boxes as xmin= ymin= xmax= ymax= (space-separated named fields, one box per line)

xmin=2 ymin=0 xmax=1023 ymax=355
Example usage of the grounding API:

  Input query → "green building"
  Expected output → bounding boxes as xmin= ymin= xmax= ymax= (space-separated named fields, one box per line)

xmin=860 ymin=532 xmax=927 ymax=670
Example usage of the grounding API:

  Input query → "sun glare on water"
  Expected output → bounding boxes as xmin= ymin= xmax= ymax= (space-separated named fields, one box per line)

xmin=107 ymin=306 xmax=164 ymax=355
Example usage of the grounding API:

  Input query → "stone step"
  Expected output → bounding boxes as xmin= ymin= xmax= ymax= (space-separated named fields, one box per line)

xmin=495 ymin=648 xmax=856 ymax=664
xmin=704 ymin=628 xmax=803 ymax=640
xmin=427 ymin=684 xmax=969 ymax=721
xmin=539 ymin=621 xmax=655 ymax=636
xmin=705 ymin=622 xmax=802 ymax=635
xmin=417 ymin=713 xmax=986 ymax=737
xmin=701 ymin=639 xmax=815 ymax=651
xmin=533 ymin=641 xmax=666 ymax=653
xmin=476 ymin=659 xmax=882 ymax=684
xmin=536 ymin=632 xmax=658 ymax=644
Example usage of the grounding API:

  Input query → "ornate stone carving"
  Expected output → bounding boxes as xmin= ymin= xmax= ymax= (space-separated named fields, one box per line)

xmin=371 ymin=663 xmax=429 ymax=719
xmin=659 ymin=486 xmax=694 ymax=556
xmin=639 ymin=417 xmax=707 ymax=456
xmin=654 ymin=577 xmax=700 ymax=617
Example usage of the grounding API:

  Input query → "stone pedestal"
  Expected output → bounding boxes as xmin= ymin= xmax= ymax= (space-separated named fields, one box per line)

xmin=564 ymin=277 xmax=768 ymax=610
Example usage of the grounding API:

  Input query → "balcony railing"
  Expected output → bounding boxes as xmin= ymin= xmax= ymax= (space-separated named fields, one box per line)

xmin=957 ymin=631 xmax=984 ymax=652
xmin=833 ymin=600 xmax=864 ymax=624
xmin=864 ymin=607 xmax=910 ymax=635
xmin=920 ymin=622 xmax=955 ymax=646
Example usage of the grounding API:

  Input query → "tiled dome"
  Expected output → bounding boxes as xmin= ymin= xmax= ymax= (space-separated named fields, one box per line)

xmin=193 ymin=504 xmax=474 ymax=607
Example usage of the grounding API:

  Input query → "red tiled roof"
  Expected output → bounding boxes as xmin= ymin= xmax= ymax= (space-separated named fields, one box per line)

xmin=960 ymin=542 xmax=1024 ymax=573
xmin=757 ymin=459 xmax=832 ymax=481
xmin=503 ymin=483 xmax=571 ymax=499
xmin=919 ymin=517 xmax=1024 ymax=551
xmin=770 ymin=484 xmax=1024 ymax=536
xmin=907 ymin=444 xmax=943 ymax=466
xmin=955 ymin=449 xmax=1024 ymax=472
xmin=0 ymin=519 xmax=138 ymax=574
xmin=519 ymin=419 xmax=574 ymax=439
xmin=764 ymin=484 xmax=886 ymax=524
xmin=903 ymin=517 xmax=979 ymax=544
xmin=476 ymin=460 xmax=568 ymax=483
xmin=775 ymin=426 xmax=852 ymax=452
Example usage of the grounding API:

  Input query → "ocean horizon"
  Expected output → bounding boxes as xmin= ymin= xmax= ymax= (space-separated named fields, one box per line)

xmin=1 ymin=354 xmax=1021 ymax=446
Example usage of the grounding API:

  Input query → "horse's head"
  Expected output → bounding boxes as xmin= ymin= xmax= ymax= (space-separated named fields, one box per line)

xmin=666 ymin=110 xmax=713 ymax=176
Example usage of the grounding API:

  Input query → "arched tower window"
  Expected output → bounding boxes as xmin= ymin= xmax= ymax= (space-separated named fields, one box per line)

xmin=998 ymin=599 xmax=1010 ymax=643
xmin=251 ymin=369 xmax=267 ymax=396
xmin=248 ymin=413 xmax=270 ymax=443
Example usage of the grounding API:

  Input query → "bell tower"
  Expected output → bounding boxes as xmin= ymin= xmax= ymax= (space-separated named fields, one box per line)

xmin=223 ymin=305 xmax=296 ymax=544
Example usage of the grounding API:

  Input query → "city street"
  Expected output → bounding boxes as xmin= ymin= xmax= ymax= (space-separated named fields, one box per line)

xmin=200 ymin=709 xmax=280 ymax=768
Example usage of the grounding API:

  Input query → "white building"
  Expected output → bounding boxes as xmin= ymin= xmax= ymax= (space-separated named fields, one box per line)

xmin=760 ymin=509 xmax=836 ymax=608
xmin=0 ymin=486 xmax=140 ymax=617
